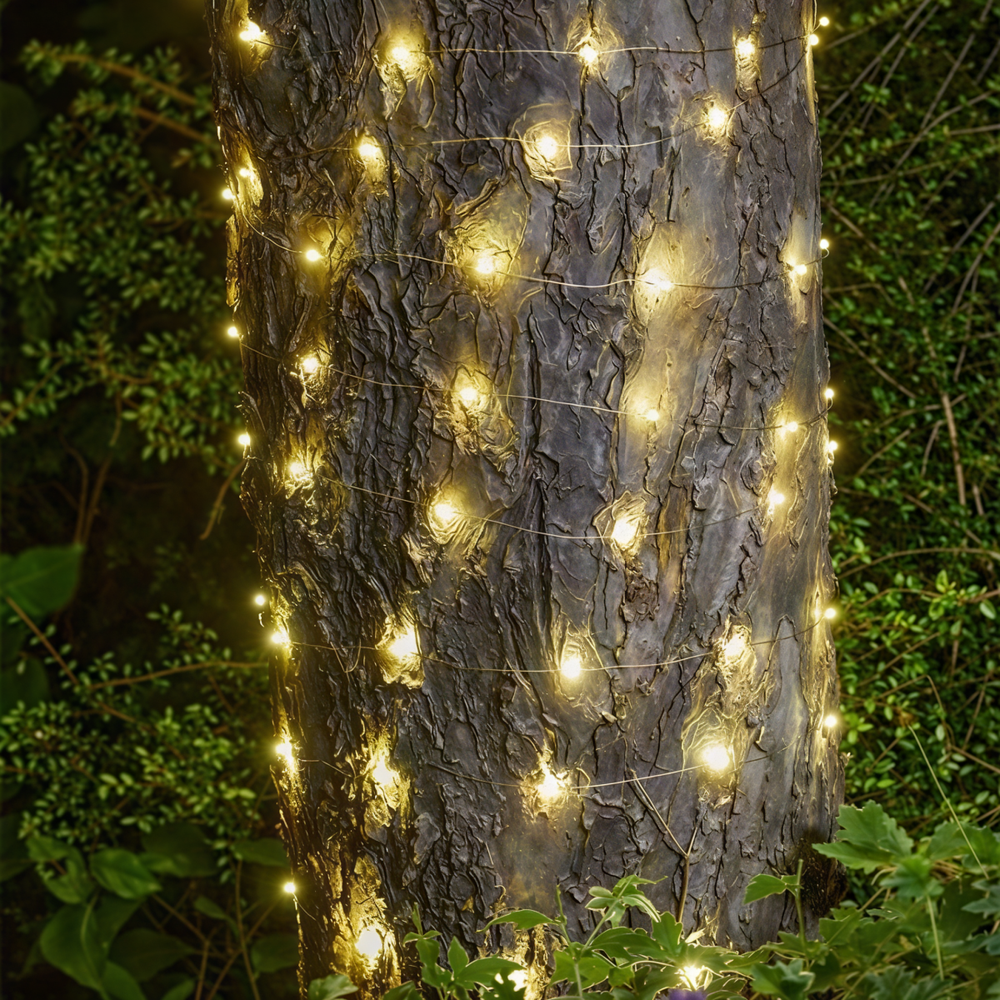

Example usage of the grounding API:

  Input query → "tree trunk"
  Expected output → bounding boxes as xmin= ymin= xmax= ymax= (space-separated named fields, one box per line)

xmin=208 ymin=0 xmax=844 ymax=993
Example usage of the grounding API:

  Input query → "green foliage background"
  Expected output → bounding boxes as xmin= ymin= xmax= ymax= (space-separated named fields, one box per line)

xmin=1 ymin=0 xmax=997 ymax=997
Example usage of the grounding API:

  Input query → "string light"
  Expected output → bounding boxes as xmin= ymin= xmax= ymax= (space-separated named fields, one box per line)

xmin=304 ymin=248 xmax=322 ymax=262
xmin=792 ymin=263 xmax=808 ymax=276
xmin=644 ymin=408 xmax=660 ymax=423
xmin=824 ymin=387 xmax=834 ymax=401
xmin=222 ymin=187 xmax=234 ymax=201
xmin=475 ymin=254 xmax=497 ymax=276
xmin=735 ymin=38 xmax=756 ymax=58
xmin=287 ymin=460 xmax=310 ymax=483
xmin=702 ymin=744 xmax=731 ymax=773
xmin=430 ymin=496 xmax=461 ymax=534
xmin=271 ymin=628 xmax=291 ymax=646
xmin=827 ymin=440 xmax=839 ymax=454
xmin=706 ymin=105 xmax=728 ymax=131
xmin=385 ymin=622 xmax=419 ymax=664
xmin=780 ymin=420 xmax=799 ymax=436
xmin=640 ymin=268 xmax=673 ymax=293
xmin=357 ymin=139 xmax=383 ymax=161
xmin=536 ymin=766 xmax=566 ymax=802
xmin=808 ymin=33 xmax=819 ymax=46
xmin=767 ymin=488 xmax=786 ymax=514
xmin=238 ymin=432 xmax=251 ymax=447
xmin=610 ymin=514 xmax=641 ymax=551
xmin=578 ymin=42 xmax=599 ymax=65
xmin=227 ymin=325 xmax=239 ymax=339
xmin=458 ymin=385 xmax=480 ymax=407
xmin=254 ymin=594 xmax=266 ymax=606
xmin=301 ymin=355 xmax=320 ymax=374
xmin=275 ymin=739 xmax=295 ymax=768
xmin=238 ymin=167 xmax=252 ymax=178
xmin=240 ymin=22 xmax=263 ymax=42
xmin=535 ymin=134 xmax=559 ymax=159
xmin=722 ymin=631 xmax=750 ymax=660
xmin=355 ymin=927 xmax=383 ymax=963
xmin=560 ymin=650 xmax=583 ymax=680
xmin=370 ymin=754 xmax=399 ymax=791
xmin=283 ymin=880 xmax=296 ymax=894
xmin=819 ymin=16 xmax=830 ymax=27
xmin=823 ymin=713 xmax=839 ymax=731
xmin=824 ymin=607 xmax=837 ymax=620
xmin=680 ymin=965 xmax=710 ymax=990
xmin=820 ymin=238 xmax=830 ymax=251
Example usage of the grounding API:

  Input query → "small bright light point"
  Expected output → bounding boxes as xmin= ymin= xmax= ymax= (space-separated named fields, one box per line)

xmin=475 ymin=255 xmax=496 ymax=275
xmin=508 ymin=971 xmax=528 ymax=991
xmin=819 ymin=16 xmax=830 ymax=27
xmin=239 ymin=167 xmax=252 ymax=178
xmin=387 ymin=625 xmax=418 ymax=663
xmin=222 ymin=187 xmax=234 ymax=201
xmin=458 ymin=385 xmax=480 ymax=407
xmin=561 ymin=652 xmax=582 ymax=680
xmin=301 ymin=355 xmax=320 ymax=374
xmin=238 ymin=432 xmax=251 ymax=447
xmin=240 ymin=22 xmax=263 ymax=42
xmin=271 ymin=629 xmax=290 ymax=646
xmin=537 ymin=769 xmax=564 ymax=801
xmin=723 ymin=633 xmax=748 ymax=659
xmin=304 ymin=248 xmax=322 ymax=262
xmin=391 ymin=44 xmax=409 ymax=63
xmin=227 ymin=325 xmax=239 ymax=338
xmin=825 ymin=387 xmax=835 ymax=401
xmin=736 ymin=38 xmax=755 ymax=58
xmin=707 ymin=105 xmax=728 ymax=130
xmin=820 ymin=238 xmax=830 ymax=251
xmin=823 ymin=713 xmax=838 ymax=730
xmin=431 ymin=497 xmax=461 ymax=533
xmin=702 ymin=744 xmax=731 ymax=773
xmin=356 ymin=927 xmax=382 ymax=962
xmin=781 ymin=420 xmax=799 ymax=434
xmin=824 ymin=607 xmax=837 ymax=620
xmin=536 ymin=134 xmax=558 ymax=159
xmin=611 ymin=516 xmax=640 ymax=549
xmin=768 ymin=488 xmax=786 ymax=508
xmin=275 ymin=740 xmax=295 ymax=767
xmin=828 ymin=440 xmax=839 ymax=452
xmin=578 ymin=42 xmax=599 ymax=65
xmin=283 ymin=880 xmax=296 ymax=894
xmin=288 ymin=460 xmax=308 ymax=481
xmin=254 ymin=594 xmax=266 ymax=606
xmin=370 ymin=755 xmax=398 ymax=789
xmin=358 ymin=140 xmax=381 ymax=160
xmin=641 ymin=269 xmax=673 ymax=292
xmin=680 ymin=965 xmax=707 ymax=990
xmin=808 ymin=33 xmax=820 ymax=46
xmin=644 ymin=408 xmax=659 ymax=423
xmin=793 ymin=263 xmax=808 ymax=276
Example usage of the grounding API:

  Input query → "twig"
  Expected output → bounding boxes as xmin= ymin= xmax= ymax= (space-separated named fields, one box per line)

xmin=87 ymin=660 xmax=263 ymax=691
xmin=5 ymin=597 xmax=79 ymax=685
xmin=839 ymin=547 xmax=1000 ymax=578
xmin=200 ymin=460 xmax=246 ymax=540
xmin=55 ymin=52 xmax=198 ymax=105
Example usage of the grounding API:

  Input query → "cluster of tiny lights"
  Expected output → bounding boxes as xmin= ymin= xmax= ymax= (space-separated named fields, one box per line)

xmin=283 ymin=880 xmax=296 ymax=894
xmin=356 ymin=927 xmax=383 ymax=961
xmin=702 ymin=745 xmax=731 ymax=773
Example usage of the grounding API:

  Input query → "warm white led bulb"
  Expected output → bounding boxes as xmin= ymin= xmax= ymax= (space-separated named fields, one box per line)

xmin=561 ymin=652 xmax=582 ymax=680
xmin=475 ymin=255 xmax=496 ymax=275
xmin=271 ymin=629 xmax=290 ymax=646
xmin=793 ymin=263 xmax=808 ymax=276
xmin=254 ymin=593 xmax=266 ymax=606
xmin=239 ymin=167 xmax=252 ymax=178
xmin=578 ymin=42 xmax=599 ymax=65
xmin=537 ymin=769 xmax=564 ymax=801
xmin=301 ymin=355 xmax=320 ymax=374
xmin=431 ymin=498 xmax=460 ymax=533
xmin=222 ymin=187 xmax=235 ymax=201
xmin=642 ymin=269 xmax=673 ymax=293
xmin=370 ymin=755 xmax=398 ymax=789
xmin=458 ymin=385 xmax=480 ymax=407
xmin=702 ymin=744 xmax=731 ymax=773
xmin=304 ymin=248 xmax=322 ymax=262
xmin=820 ymin=238 xmax=830 ymax=251
xmin=723 ymin=633 xmax=748 ymax=659
xmin=825 ymin=387 xmax=835 ymax=401
xmin=680 ymin=965 xmax=708 ymax=990
xmin=808 ymin=33 xmax=819 ymax=46
xmin=238 ymin=432 xmax=251 ymax=447
xmin=819 ymin=16 xmax=830 ymax=27
xmin=644 ymin=408 xmax=660 ymax=423
xmin=227 ymin=325 xmax=239 ymax=338
xmin=288 ymin=460 xmax=308 ymax=481
xmin=768 ymin=488 xmax=786 ymax=509
xmin=275 ymin=739 xmax=294 ymax=766
xmin=611 ymin=516 xmax=640 ymax=549
xmin=240 ymin=22 xmax=263 ymax=42
xmin=356 ymin=927 xmax=382 ymax=962
xmin=828 ymin=440 xmax=838 ymax=453
xmin=358 ymin=139 xmax=381 ymax=160
xmin=823 ymin=712 xmax=838 ymax=730
xmin=391 ymin=44 xmax=409 ymax=63
xmin=536 ymin=134 xmax=558 ymax=159
xmin=283 ymin=880 xmax=296 ymax=894
xmin=736 ymin=38 xmax=755 ymax=58
xmin=707 ymin=105 xmax=728 ymax=131
xmin=781 ymin=420 xmax=799 ymax=435
xmin=824 ymin=606 xmax=837 ymax=620
xmin=387 ymin=625 xmax=418 ymax=662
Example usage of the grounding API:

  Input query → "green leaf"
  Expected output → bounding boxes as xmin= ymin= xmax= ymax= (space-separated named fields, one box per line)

xmin=102 ymin=961 xmax=146 ymax=1000
xmin=860 ymin=967 xmax=949 ymax=1000
xmin=94 ymin=897 xmax=141 ymax=953
xmin=376 ymin=983 xmax=418 ymax=1000
xmin=309 ymin=974 xmax=360 ymax=1000
xmin=45 ymin=868 xmax=96 ymax=904
xmin=925 ymin=821 xmax=974 ymax=861
xmin=27 ymin=833 xmax=75 ymax=862
xmin=882 ymin=855 xmax=942 ymax=900
xmin=0 ymin=544 xmax=83 ymax=618
xmin=0 ymin=82 xmax=40 ymax=152
xmin=110 ymin=929 xmax=195 ymax=982
xmin=813 ymin=803 xmax=913 ymax=872
xmin=963 ymin=882 xmax=1000 ymax=917
xmin=447 ymin=936 xmax=468 ymax=973
xmin=161 ymin=979 xmax=196 ymax=1000
xmin=0 ymin=812 xmax=31 ymax=882
xmin=979 ymin=599 xmax=996 ymax=620
xmin=232 ymin=837 xmax=288 ymax=867
xmin=743 ymin=873 xmax=799 ymax=905
xmin=141 ymin=823 xmax=216 ymax=877
xmin=193 ymin=896 xmax=236 ymax=931
xmin=39 ymin=901 xmax=107 ymax=994
xmin=251 ymin=933 xmax=299 ymax=973
xmin=484 ymin=909 xmax=554 ymax=931
xmin=90 ymin=849 xmax=161 ymax=899
xmin=456 ymin=956 xmax=521 ymax=989
xmin=750 ymin=959 xmax=815 ymax=1000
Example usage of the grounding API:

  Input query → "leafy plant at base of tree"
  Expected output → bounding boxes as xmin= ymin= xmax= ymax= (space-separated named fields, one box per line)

xmin=309 ymin=804 xmax=999 ymax=1000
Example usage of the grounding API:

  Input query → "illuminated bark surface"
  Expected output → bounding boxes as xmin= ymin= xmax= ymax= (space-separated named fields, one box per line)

xmin=208 ymin=0 xmax=844 ymax=992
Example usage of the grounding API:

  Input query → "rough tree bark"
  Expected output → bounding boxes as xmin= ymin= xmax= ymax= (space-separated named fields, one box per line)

xmin=208 ymin=0 xmax=844 ymax=993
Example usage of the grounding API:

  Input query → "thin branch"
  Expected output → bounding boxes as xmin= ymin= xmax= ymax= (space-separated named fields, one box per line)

xmin=839 ymin=547 xmax=1000 ymax=578
xmin=200 ymin=460 xmax=246 ymax=541
xmin=5 ymin=597 xmax=80 ymax=686
xmin=55 ymin=52 xmax=198 ymax=105
xmin=87 ymin=660 xmax=264 ymax=691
